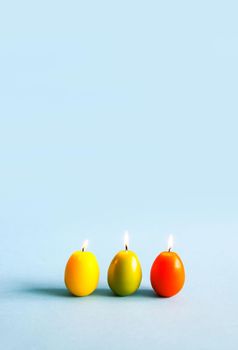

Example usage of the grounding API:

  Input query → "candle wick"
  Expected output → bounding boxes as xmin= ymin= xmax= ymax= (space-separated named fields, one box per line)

xmin=82 ymin=247 xmax=85 ymax=252
xmin=168 ymin=247 xmax=171 ymax=252
xmin=125 ymin=245 xmax=128 ymax=251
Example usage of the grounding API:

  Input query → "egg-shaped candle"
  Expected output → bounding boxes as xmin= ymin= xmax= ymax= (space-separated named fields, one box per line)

xmin=107 ymin=232 xmax=142 ymax=296
xmin=64 ymin=240 xmax=100 ymax=296
xmin=150 ymin=235 xmax=185 ymax=297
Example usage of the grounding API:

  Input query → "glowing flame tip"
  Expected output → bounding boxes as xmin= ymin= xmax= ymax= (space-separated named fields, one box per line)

xmin=82 ymin=239 xmax=89 ymax=252
xmin=168 ymin=235 xmax=173 ymax=251
xmin=124 ymin=231 xmax=129 ymax=250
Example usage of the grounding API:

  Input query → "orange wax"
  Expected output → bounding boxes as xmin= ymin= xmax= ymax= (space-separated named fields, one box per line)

xmin=150 ymin=251 xmax=185 ymax=297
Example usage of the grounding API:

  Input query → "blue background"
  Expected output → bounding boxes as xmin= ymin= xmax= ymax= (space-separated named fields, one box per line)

xmin=0 ymin=1 xmax=238 ymax=349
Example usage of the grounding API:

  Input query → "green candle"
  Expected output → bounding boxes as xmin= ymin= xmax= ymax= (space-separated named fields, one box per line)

xmin=107 ymin=232 xmax=142 ymax=296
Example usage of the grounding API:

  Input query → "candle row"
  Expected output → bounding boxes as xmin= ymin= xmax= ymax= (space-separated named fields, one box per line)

xmin=64 ymin=232 xmax=185 ymax=298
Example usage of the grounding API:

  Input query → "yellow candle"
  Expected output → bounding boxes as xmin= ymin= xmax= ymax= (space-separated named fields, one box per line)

xmin=64 ymin=240 xmax=100 ymax=296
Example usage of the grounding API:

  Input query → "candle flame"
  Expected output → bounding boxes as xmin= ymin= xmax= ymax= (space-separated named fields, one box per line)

xmin=81 ymin=239 xmax=89 ymax=252
xmin=124 ymin=231 xmax=129 ymax=250
xmin=168 ymin=235 xmax=173 ymax=251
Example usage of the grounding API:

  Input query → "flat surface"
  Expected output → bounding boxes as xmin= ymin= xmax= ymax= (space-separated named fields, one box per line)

xmin=1 ymin=1 xmax=238 ymax=349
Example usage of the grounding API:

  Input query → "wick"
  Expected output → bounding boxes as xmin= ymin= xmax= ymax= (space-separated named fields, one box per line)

xmin=168 ymin=247 xmax=171 ymax=252
xmin=125 ymin=244 xmax=128 ymax=251
xmin=82 ymin=247 xmax=85 ymax=252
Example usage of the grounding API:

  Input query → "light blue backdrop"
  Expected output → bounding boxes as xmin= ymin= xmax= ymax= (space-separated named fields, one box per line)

xmin=0 ymin=1 xmax=238 ymax=349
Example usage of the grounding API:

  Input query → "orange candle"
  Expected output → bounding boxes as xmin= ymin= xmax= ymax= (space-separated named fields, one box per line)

xmin=150 ymin=235 xmax=185 ymax=297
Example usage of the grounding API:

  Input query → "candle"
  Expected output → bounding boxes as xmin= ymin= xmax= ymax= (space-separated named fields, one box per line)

xmin=150 ymin=235 xmax=185 ymax=297
xmin=64 ymin=240 xmax=100 ymax=296
xmin=107 ymin=231 xmax=142 ymax=296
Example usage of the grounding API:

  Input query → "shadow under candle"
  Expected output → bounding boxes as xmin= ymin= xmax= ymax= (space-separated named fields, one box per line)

xmin=16 ymin=285 xmax=157 ymax=299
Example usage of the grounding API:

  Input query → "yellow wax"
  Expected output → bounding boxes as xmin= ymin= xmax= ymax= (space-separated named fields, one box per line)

xmin=64 ymin=251 xmax=99 ymax=296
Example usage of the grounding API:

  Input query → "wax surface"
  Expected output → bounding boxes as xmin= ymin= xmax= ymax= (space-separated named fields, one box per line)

xmin=65 ymin=251 xmax=100 ymax=296
xmin=150 ymin=251 xmax=185 ymax=297
xmin=108 ymin=250 xmax=142 ymax=296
